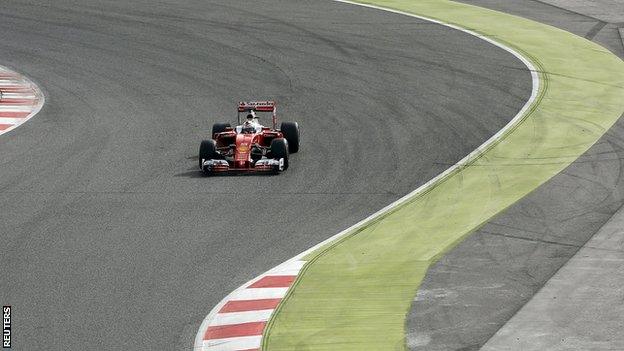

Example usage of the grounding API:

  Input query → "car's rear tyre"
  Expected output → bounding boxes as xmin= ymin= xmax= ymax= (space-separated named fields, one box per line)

xmin=270 ymin=138 xmax=289 ymax=171
xmin=199 ymin=139 xmax=217 ymax=169
xmin=212 ymin=123 xmax=231 ymax=138
xmin=280 ymin=122 xmax=299 ymax=153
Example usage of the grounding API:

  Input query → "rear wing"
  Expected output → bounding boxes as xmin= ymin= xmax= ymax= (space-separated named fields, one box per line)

xmin=237 ymin=101 xmax=278 ymax=129
xmin=238 ymin=101 xmax=276 ymax=112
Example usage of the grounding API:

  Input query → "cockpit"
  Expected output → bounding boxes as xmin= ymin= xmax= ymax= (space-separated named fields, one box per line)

xmin=235 ymin=122 xmax=262 ymax=134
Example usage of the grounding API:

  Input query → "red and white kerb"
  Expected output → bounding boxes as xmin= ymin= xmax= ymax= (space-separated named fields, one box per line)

xmin=197 ymin=260 xmax=305 ymax=351
xmin=0 ymin=66 xmax=44 ymax=136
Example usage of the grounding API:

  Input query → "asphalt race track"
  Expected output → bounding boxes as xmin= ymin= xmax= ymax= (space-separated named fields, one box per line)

xmin=0 ymin=0 xmax=531 ymax=349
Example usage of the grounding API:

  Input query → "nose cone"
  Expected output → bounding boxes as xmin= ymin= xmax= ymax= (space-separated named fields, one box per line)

xmin=235 ymin=133 xmax=254 ymax=167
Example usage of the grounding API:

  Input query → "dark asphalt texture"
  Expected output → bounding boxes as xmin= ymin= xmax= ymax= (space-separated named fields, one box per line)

xmin=407 ymin=1 xmax=624 ymax=350
xmin=0 ymin=0 xmax=531 ymax=349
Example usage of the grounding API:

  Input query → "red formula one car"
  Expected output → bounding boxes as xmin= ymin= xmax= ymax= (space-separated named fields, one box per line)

xmin=198 ymin=101 xmax=300 ymax=175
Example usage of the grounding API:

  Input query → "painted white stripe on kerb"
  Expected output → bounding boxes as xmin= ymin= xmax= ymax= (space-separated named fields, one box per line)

xmin=0 ymin=81 xmax=24 ymax=87
xmin=210 ymin=309 xmax=274 ymax=326
xmin=229 ymin=287 xmax=289 ymax=301
xmin=1 ymin=94 xmax=36 ymax=100
xmin=194 ymin=1 xmax=540 ymax=349
xmin=0 ymin=105 xmax=35 ymax=112
xmin=266 ymin=260 xmax=306 ymax=275
xmin=202 ymin=335 xmax=262 ymax=350
xmin=0 ymin=118 xmax=26 ymax=124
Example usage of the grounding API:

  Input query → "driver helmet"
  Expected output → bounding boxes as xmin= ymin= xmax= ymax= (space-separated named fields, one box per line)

xmin=242 ymin=113 xmax=255 ymax=133
xmin=246 ymin=110 xmax=256 ymax=122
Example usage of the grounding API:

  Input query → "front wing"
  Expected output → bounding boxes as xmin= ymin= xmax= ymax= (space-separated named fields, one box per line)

xmin=201 ymin=158 xmax=285 ymax=174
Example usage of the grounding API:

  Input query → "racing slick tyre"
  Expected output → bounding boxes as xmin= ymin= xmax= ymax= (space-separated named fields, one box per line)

xmin=199 ymin=139 xmax=217 ymax=170
xmin=270 ymin=138 xmax=289 ymax=172
xmin=280 ymin=122 xmax=299 ymax=153
xmin=211 ymin=123 xmax=231 ymax=138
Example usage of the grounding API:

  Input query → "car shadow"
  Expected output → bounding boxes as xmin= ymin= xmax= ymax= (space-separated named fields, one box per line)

xmin=174 ymin=168 xmax=205 ymax=178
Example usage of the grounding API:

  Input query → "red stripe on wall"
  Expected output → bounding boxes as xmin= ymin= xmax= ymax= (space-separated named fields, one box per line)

xmin=0 ymin=124 xmax=13 ymax=131
xmin=204 ymin=321 xmax=266 ymax=340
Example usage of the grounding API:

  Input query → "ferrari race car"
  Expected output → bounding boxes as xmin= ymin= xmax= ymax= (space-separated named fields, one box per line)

xmin=198 ymin=101 xmax=300 ymax=175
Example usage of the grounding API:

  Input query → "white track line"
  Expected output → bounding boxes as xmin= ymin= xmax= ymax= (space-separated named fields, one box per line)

xmin=194 ymin=1 xmax=540 ymax=350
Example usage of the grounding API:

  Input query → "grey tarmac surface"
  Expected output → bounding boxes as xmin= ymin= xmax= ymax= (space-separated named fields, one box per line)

xmin=482 ymin=201 xmax=624 ymax=350
xmin=0 ymin=0 xmax=531 ymax=349
xmin=407 ymin=1 xmax=624 ymax=350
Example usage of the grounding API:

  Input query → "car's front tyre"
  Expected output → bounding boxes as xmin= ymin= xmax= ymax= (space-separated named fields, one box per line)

xmin=270 ymin=138 xmax=289 ymax=172
xmin=199 ymin=139 xmax=217 ymax=171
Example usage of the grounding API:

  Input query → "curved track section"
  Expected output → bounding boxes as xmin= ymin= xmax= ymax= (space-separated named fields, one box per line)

xmin=0 ymin=0 xmax=530 ymax=349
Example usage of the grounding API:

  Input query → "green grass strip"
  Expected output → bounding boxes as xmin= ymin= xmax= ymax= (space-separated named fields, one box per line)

xmin=264 ymin=0 xmax=624 ymax=350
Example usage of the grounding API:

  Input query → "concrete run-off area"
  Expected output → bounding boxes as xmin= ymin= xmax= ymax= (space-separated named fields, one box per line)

xmin=482 ymin=204 xmax=624 ymax=350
